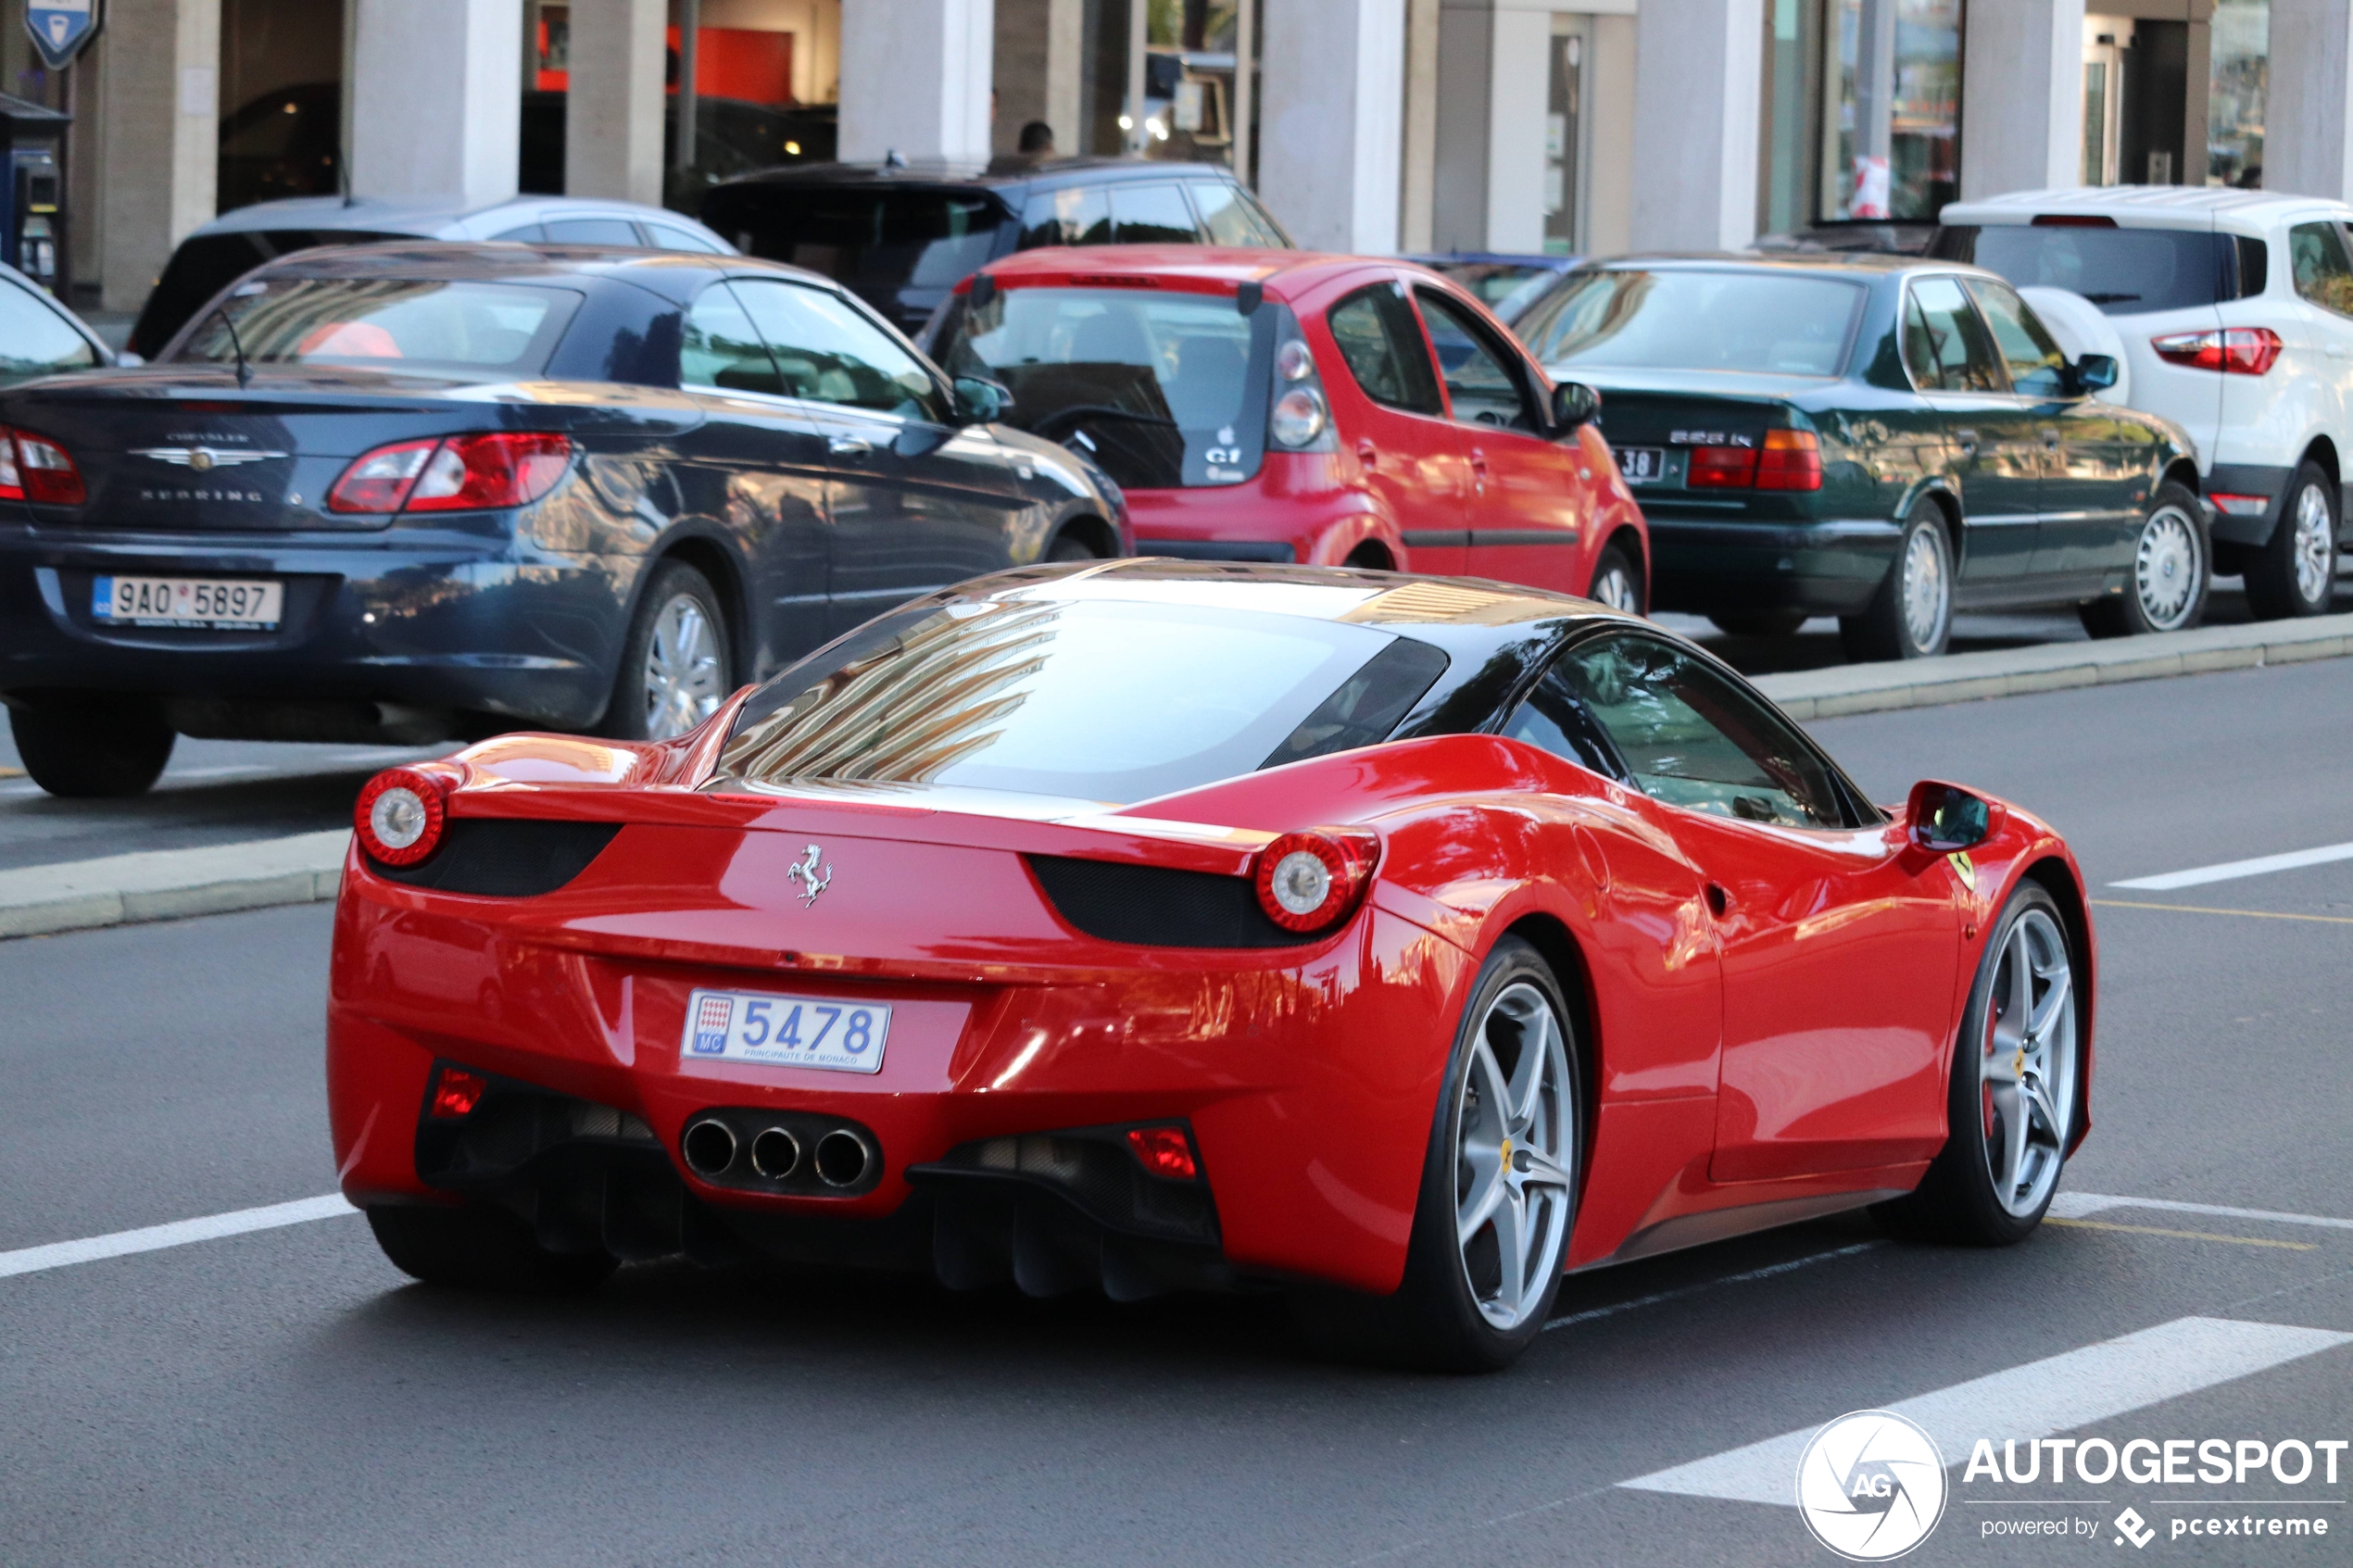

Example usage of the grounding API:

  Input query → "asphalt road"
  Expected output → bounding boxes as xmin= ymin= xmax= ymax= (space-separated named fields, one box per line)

xmin=2 ymin=660 xmax=2349 ymax=1566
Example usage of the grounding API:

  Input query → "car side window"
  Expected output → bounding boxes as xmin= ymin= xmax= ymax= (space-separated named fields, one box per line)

xmin=1189 ymin=182 xmax=1261 ymax=245
xmin=1019 ymin=186 xmax=1113 ymax=248
xmin=547 ymin=217 xmax=642 ymax=245
xmin=1529 ymin=633 xmax=1853 ymax=829
xmin=648 ymin=224 xmax=724 ymax=254
xmin=1327 ymin=284 xmax=1444 ymax=415
xmin=2288 ymin=220 xmax=2353 ymax=317
xmin=1415 ymin=288 xmax=1539 ymax=433
xmin=732 ymin=277 xmax=944 ymax=421
xmin=0 ymin=282 xmax=99 ymax=383
xmin=489 ymin=223 xmax=547 ymax=243
xmin=1966 ymin=277 xmax=2070 ymax=396
xmin=1109 ymin=183 xmax=1199 ymax=243
xmin=680 ymin=282 xmax=782 ymax=395
xmin=1902 ymin=276 xmax=2004 ymax=393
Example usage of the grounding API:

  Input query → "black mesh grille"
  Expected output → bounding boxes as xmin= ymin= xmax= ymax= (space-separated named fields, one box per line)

xmin=369 ymin=819 xmax=623 ymax=897
xmin=1026 ymin=854 xmax=1315 ymax=949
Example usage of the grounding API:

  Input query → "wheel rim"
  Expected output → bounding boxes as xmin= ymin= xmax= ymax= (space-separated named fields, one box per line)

xmin=1900 ymin=523 xmax=1950 ymax=653
xmin=642 ymin=593 xmax=724 ymax=740
xmin=1979 ymin=908 xmax=2076 ymax=1218
xmin=2133 ymin=505 xmax=2201 ymax=630
xmin=1592 ymin=563 xmax=1639 ymax=614
xmin=1452 ymin=981 xmax=1575 ymax=1332
xmin=2291 ymin=483 xmax=2334 ymax=605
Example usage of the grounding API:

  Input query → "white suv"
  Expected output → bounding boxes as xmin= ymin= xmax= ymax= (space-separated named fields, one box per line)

xmin=1932 ymin=188 xmax=2349 ymax=619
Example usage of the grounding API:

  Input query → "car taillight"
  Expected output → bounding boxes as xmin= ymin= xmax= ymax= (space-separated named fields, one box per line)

xmin=1265 ymin=310 xmax=1337 ymax=454
xmin=430 ymin=1066 xmax=488 ymax=1119
xmin=1755 ymin=429 xmax=1822 ymax=491
xmin=1252 ymin=828 xmax=1378 ymax=934
xmin=2151 ymin=327 xmax=2281 ymax=375
xmin=1125 ymin=1125 xmax=1200 ymax=1181
xmin=354 ymin=766 xmax=449 ymax=865
xmin=3 ymin=427 xmax=85 ymax=505
xmin=1686 ymin=445 xmax=1758 ymax=488
xmin=328 ymin=433 xmax=572 ymax=513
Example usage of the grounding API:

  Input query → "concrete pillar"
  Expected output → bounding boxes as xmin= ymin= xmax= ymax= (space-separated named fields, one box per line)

xmin=1431 ymin=0 xmax=1550 ymax=254
xmin=1584 ymin=12 xmax=1635 ymax=256
xmin=992 ymin=0 xmax=1084 ymax=157
xmin=95 ymin=0 xmax=220 ymax=313
xmin=1957 ymin=0 xmax=2083 ymax=199
xmin=350 ymin=0 xmax=522 ymax=207
xmin=838 ymin=0 xmax=993 ymax=166
xmin=566 ymin=0 xmax=666 ymax=205
xmin=1261 ymin=0 xmax=1406 ymax=253
xmin=2269 ymin=0 xmax=2353 ymax=199
xmin=1629 ymin=0 xmax=1762 ymax=250
xmin=1399 ymin=0 xmax=1441 ymax=251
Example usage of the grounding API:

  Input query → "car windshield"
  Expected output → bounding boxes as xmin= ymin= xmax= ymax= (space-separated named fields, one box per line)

xmin=937 ymin=285 xmax=1272 ymax=490
xmin=711 ymin=187 xmax=1002 ymax=292
xmin=1933 ymin=225 xmax=2228 ymax=315
xmin=710 ymin=596 xmax=1448 ymax=806
xmin=1518 ymin=269 xmax=1864 ymax=376
xmin=170 ymin=277 xmax=580 ymax=374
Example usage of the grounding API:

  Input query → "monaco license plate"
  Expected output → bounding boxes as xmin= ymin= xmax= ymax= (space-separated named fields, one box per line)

xmin=681 ymin=988 xmax=890 ymax=1074
xmin=93 ymin=575 xmax=283 ymax=629
xmin=1615 ymin=446 xmax=1667 ymax=485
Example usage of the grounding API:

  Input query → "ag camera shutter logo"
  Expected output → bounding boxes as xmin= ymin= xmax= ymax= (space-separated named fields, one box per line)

xmin=1794 ymin=1410 xmax=1949 ymax=1561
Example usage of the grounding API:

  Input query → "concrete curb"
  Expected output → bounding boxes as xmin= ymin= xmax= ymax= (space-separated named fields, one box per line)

xmin=1750 ymin=610 xmax=2353 ymax=721
xmin=0 ymin=830 xmax=347 ymax=941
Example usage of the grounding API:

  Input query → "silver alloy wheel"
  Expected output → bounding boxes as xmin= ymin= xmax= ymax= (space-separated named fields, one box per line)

xmin=1899 ymin=522 xmax=1950 ymax=653
xmin=2133 ymin=504 xmax=2202 ymax=630
xmin=1979 ymin=908 xmax=2077 ymax=1218
xmin=641 ymin=592 xmax=725 ymax=739
xmin=2290 ymin=481 xmax=2334 ymax=605
xmin=1453 ymin=981 xmax=1575 ymax=1331
xmin=1590 ymin=561 xmax=1641 ymax=614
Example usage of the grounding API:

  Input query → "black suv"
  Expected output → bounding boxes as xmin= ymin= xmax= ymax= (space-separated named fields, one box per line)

xmin=701 ymin=157 xmax=1290 ymax=335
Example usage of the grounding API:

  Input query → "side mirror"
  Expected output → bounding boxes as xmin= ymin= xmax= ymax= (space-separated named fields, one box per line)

xmin=1550 ymin=380 xmax=1601 ymax=433
xmin=2072 ymin=353 xmax=2119 ymax=393
xmin=952 ymin=375 xmax=1014 ymax=424
xmin=1906 ymin=780 xmax=2000 ymax=853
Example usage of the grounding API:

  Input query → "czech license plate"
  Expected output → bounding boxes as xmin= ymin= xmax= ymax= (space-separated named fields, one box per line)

xmin=681 ymin=988 xmax=889 ymax=1074
xmin=1615 ymin=446 xmax=1667 ymax=485
xmin=93 ymin=575 xmax=283 ymax=629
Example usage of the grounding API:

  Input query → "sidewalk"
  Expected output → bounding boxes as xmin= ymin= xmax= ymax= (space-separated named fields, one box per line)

xmin=4 ymin=609 xmax=2352 ymax=942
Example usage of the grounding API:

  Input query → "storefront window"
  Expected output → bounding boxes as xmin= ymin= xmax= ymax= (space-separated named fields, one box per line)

xmin=2208 ymin=0 xmax=2266 ymax=185
xmin=1757 ymin=0 xmax=1960 ymax=233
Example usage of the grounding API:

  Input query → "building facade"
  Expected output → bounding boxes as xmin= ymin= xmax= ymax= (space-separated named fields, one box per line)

xmin=0 ymin=0 xmax=2323 ymax=317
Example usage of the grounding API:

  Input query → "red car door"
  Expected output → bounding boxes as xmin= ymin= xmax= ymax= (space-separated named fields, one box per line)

xmin=1316 ymin=277 xmax=1474 ymax=573
xmin=1412 ymin=284 xmax=1592 ymax=594
xmin=1541 ymin=631 xmax=1964 ymax=1183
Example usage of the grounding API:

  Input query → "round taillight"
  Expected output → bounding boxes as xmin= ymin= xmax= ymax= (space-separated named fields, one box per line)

xmin=1270 ymin=386 xmax=1327 ymax=447
xmin=1276 ymin=338 xmax=1316 ymax=382
xmin=1252 ymin=830 xmax=1378 ymax=934
xmin=355 ymin=767 xmax=448 ymax=866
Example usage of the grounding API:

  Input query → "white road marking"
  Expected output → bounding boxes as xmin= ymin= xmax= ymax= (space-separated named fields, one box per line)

xmin=1619 ymin=1316 xmax=2352 ymax=1506
xmin=2052 ymin=1191 xmax=2353 ymax=1232
xmin=1547 ymin=1243 xmax=1882 ymax=1330
xmin=0 ymin=1194 xmax=357 ymax=1281
xmin=2111 ymin=840 xmax=2353 ymax=890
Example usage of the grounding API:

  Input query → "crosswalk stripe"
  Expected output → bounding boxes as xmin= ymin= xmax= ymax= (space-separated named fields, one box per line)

xmin=2052 ymin=1191 xmax=2353 ymax=1231
xmin=0 ymin=1194 xmax=357 ymax=1281
xmin=2110 ymin=840 xmax=2353 ymax=890
xmin=1618 ymin=1316 xmax=2353 ymax=1507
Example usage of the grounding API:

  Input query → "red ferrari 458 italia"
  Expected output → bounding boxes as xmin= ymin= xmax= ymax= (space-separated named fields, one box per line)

xmin=329 ymin=560 xmax=2094 ymax=1370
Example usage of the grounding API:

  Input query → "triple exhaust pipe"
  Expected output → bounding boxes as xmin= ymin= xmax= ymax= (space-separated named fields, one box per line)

xmin=681 ymin=1111 xmax=875 ymax=1193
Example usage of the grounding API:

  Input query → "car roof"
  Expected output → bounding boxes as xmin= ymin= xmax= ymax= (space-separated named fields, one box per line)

xmin=1587 ymin=250 xmax=1948 ymax=278
xmin=1939 ymin=186 xmax=2347 ymax=227
xmin=236 ymin=240 xmax=831 ymax=305
xmin=185 ymin=194 xmax=734 ymax=245
xmin=976 ymin=244 xmax=1354 ymax=295
xmin=715 ymin=156 xmax=1239 ymax=194
xmin=984 ymin=557 xmax=1622 ymax=632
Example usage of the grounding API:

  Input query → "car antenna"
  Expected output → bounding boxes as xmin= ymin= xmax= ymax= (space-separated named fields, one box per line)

xmin=337 ymin=153 xmax=355 ymax=208
xmin=210 ymin=302 xmax=254 ymax=388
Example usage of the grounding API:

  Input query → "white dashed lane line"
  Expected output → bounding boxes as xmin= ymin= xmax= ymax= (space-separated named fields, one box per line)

xmin=2051 ymin=1192 xmax=2353 ymax=1233
xmin=1619 ymin=1317 xmax=2353 ymax=1507
xmin=0 ymin=1194 xmax=356 ymax=1281
xmin=2111 ymin=840 xmax=2353 ymax=891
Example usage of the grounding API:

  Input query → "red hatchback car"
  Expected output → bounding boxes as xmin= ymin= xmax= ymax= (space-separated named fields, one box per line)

xmin=925 ymin=246 xmax=1648 ymax=608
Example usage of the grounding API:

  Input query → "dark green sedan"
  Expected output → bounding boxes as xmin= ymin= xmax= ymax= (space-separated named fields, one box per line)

xmin=1510 ymin=254 xmax=2206 ymax=658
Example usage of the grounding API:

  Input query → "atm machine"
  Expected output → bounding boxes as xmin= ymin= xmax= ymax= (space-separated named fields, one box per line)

xmin=0 ymin=92 xmax=71 ymax=291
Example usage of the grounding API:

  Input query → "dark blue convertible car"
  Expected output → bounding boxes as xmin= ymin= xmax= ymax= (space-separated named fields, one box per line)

xmin=0 ymin=243 xmax=1127 ymax=795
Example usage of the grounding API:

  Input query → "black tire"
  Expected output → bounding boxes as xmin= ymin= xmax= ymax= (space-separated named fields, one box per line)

xmin=2243 ymin=459 xmax=2338 ymax=620
xmin=1047 ymin=533 xmax=1100 ymax=563
xmin=2079 ymin=479 xmax=2209 ymax=638
xmin=1290 ymin=936 xmax=1580 ymax=1373
xmin=1708 ymin=609 xmax=1808 ymax=638
xmin=602 ymin=560 xmax=732 ymax=741
xmin=1876 ymin=883 xmax=2082 ymax=1247
xmin=1585 ymin=540 xmax=1646 ymax=615
xmin=366 ymin=1203 xmax=618 ymax=1293
xmin=1842 ymin=500 xmax=1954 ymax=660
xmin=8 ymin=692 xmax=175 ymax=797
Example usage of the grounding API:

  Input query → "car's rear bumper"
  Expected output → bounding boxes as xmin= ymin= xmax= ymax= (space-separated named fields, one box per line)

xmin=0 ymin=521 xmax=634 ymax=734
xmin=1644 ymin=515 xmax=1902 ymax=615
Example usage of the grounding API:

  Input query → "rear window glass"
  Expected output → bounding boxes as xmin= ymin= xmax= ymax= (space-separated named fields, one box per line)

xmin=1188 ymin=182 xmax=1285 ymax=247
xmin=128 ymin=229 xmax=409 ymax=358
xmin=938 ymin=285 xmax=1271 ymax=490
xmin=712 ymin=188 xmax=1003 ymax=292
xmin=711 ymin=596 xmax=1448 ymax=805
xmin=1517 ymin=269 xmax=1863 ymax=377
xmin=1933 ymin=225 xmax=2230 ymax=315
xmin=170 ymin=277 xmax=580 ymax=374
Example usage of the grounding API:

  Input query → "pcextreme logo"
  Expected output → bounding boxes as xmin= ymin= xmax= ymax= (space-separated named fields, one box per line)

xmin=1795 ymin=1410 xmax=1949 ymax=1561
